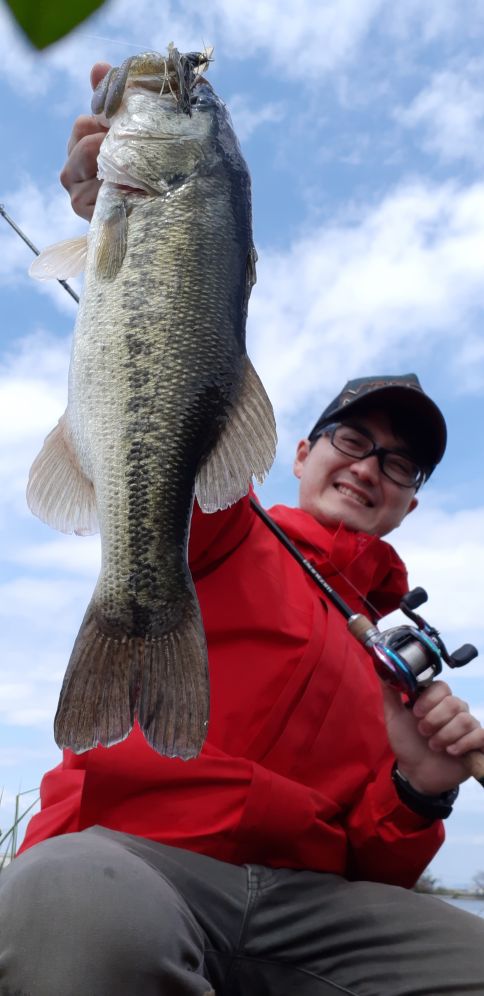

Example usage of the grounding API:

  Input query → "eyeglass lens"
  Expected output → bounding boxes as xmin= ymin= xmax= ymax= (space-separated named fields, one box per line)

xmin=329 ymin=424 xmax=421 ymax=487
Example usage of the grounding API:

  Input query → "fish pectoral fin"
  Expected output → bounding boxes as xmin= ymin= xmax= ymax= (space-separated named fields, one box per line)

xmin=27 ymin=412 xmax=98 ymax=535
xmin=29 ymin=236 xmax=88 ymax=280
xmin=195 ymin=355 xmax=277 ymax=513
xmin=95 ymin=201 xmax=128 ymax=280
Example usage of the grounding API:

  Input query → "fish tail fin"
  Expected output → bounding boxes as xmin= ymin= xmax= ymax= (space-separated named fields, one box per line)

xmin=55 ymin=597 xmax=209 ymax=759
xmin=137 ymin=596 xmax=209 ymax=759
xmin=54 ymin=605 xmax=136 ymax=754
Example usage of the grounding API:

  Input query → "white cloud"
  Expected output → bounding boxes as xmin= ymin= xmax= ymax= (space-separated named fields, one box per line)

xmin=396 ymin=63 xmax=484 ymax=166
xmin=10 ymin=535 xmax=100 ymax=575
xmin=249 ymin=179 xmax=484 ymax=454
xmin=227 ymin=94 xmax=285 ymax=142
xmin=201 ymin=0 xmax=386 ymax=75
xmin=392 ymin=503 xmax=484 ymax=636
xmin=0 ymin=747 xmax=57 ymax=769
xmin=385 ymin=0 xmax=482 ymax=42
xmin=0 ymin=7 xmax=53 ymax=97
xmin=0 ymin=330 xmax=70 ymax=519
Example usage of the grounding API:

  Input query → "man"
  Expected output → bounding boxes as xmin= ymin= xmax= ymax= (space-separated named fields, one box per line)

xmin=0 ymin=65 xmax=483 ymax=996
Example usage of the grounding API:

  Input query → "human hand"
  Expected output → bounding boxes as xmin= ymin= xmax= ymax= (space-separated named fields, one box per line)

xmin=381 ymin=680 xmax=484 ymax=795
xmin=60 ymin=63 xmax=111 ymax=221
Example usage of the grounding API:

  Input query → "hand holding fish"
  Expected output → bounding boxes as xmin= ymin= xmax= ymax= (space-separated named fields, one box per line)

xmin=60 ymin=63 xmax=111 ymax=221
xmin=382 ymin=680 xmax=484 ymax=795
xmin=29 ymin=47 xmax=276 ymax=760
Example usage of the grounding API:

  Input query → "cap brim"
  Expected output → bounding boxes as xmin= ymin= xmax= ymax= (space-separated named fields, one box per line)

xmin=312 ymin=384 xmax=447 ymax=472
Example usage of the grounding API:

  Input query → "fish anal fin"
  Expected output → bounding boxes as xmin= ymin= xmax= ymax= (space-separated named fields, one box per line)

xmin=27 ymin=413 xmax=98 ymax=535
xmin=195 ymin=355 xmax=277 ymax=513
xmin=95 ymin=202 xmax=128 ymax=280
xmin=29 ymin=236 xmax=88 ymax=281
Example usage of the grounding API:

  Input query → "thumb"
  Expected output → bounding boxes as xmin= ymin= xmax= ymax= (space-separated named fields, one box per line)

xmin=380 ymin=682 xmax=408 ymax=726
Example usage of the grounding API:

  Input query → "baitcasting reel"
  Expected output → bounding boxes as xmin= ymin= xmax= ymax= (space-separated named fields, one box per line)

xmin=348 ymin=587 xmax=478 ymax=703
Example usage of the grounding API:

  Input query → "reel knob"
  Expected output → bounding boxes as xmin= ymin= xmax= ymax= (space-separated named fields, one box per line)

xmin=400 ymin=587 xmax=428 ymax=611
xmin=449 ymin=644 xmax=479 ymax=668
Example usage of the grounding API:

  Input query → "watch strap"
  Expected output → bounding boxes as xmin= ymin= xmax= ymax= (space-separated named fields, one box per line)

xmin=391 ymin=762 xmax=459 ymax=820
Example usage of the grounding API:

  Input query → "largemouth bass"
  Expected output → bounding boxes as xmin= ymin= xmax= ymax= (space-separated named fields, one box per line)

xmin=28 ymin=47 xmax=276 ymax=759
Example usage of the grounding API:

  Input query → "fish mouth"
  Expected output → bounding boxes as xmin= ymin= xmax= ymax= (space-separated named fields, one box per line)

xmin=111 ymin=183 xmax=151 ymax=196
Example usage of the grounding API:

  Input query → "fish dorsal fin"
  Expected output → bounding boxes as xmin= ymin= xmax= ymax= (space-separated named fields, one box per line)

xmin=27 ymin=413 xmax=98 ymax=535
xmin=29 ymin=236 xmax=88 ymax=280
xmin=95 ymin=202 xmax=128 ymax=280
xmin=195 ymin=355 xmax=277 ymax=513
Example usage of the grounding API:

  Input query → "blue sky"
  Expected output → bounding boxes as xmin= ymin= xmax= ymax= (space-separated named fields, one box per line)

xmin=1 ymin=0 xmax=484 ymax=887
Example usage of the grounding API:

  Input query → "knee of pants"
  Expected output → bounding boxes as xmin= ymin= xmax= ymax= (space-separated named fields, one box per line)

xmin=0 ymin=831 xmax=205 ymax=976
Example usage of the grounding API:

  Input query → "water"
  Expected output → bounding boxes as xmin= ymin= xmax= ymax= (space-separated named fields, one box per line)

xmin=440 ymin=896 xmax=484 ymax=917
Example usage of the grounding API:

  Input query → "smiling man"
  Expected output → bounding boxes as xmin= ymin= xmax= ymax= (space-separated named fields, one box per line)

xmin=294 ymin=373 xmax=441 ymax=537
xmin=1 ymin=71 xmax=484 ymax=996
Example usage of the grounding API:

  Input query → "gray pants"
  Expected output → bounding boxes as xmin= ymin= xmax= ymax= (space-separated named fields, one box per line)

xmin=0 ymin=827 xmax=483 ymax=995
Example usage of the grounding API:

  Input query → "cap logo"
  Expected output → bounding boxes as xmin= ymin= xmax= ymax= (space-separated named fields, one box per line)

xmin=340 ymin=378 xmax=415 ymax=405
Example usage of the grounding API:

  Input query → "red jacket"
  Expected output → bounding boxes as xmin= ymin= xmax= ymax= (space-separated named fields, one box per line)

xmin=20 ymin=494 xmax=444 ymax=886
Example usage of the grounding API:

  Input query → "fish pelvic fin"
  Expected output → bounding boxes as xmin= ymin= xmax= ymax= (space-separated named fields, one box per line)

xmin=95 ymin=201 xmax=128 ymax=280
xmin=137 ymin=597 xmax=209 ymax=759
xmin=29 ymin=236 xmax=88 ymax=280
xmin=27 ymin=413 xmax=98 ymax=535
xmin=55 ymin=596 xmax=209 ymax=759
xmin=195 ymin=355 xmax=277 ymax=513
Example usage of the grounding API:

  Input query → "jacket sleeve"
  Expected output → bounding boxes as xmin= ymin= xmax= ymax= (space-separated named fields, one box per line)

xmin=188 ymin=492 xmax=254 ymax=578
xmin=345 ymin=755 xmax=445 ymax=887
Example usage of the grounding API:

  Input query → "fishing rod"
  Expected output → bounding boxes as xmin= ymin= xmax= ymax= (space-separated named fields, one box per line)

xmin=250 ymin=497 xmax=484 ymax=787
xmin=9 ymin=210 xmax=484 ymax=786
xmin=0 ymin=205 xmax=79 ymax=303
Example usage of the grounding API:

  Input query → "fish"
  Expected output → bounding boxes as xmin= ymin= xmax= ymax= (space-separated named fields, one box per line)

xmin=28 ymin=46 xmax=276 ymax=759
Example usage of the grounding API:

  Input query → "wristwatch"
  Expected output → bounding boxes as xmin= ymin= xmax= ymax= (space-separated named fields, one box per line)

xmin=391 ymin=762 xmax=459 ymax=820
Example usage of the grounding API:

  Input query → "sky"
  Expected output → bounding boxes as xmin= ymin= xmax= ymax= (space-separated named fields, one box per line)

xmin=1 ymin=0 xmax=484 ymax=888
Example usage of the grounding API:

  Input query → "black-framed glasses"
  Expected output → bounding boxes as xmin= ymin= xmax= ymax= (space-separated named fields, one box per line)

xmin=317 ymin=422 xmax=424 ymax=489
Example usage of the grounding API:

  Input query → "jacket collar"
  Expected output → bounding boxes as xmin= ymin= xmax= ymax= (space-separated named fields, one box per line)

xmin=267 ymin=504 xmax=408 ymax=620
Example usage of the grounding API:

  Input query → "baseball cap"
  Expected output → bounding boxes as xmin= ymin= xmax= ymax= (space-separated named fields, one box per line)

xmin=308 ymin=374 xmax=447 ymax=477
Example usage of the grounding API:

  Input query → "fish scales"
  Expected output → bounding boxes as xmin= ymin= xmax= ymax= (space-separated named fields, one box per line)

xmin=27 ymin=48 xmax=276 ymax=758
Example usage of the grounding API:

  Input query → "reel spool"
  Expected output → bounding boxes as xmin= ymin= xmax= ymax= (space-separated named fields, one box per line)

xmin=351 ymin=587 xmax=478 ymax=702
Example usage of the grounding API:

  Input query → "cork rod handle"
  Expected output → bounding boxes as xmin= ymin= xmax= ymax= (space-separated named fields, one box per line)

xmin=463 ymin=750 xmax=484 ymax=786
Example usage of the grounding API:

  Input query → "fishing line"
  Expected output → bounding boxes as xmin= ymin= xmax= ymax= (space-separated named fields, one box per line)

xmin=0 ymin=205 xmax=79 ymax=304
xmin=81 ymin=34 xmax=154 ymax=50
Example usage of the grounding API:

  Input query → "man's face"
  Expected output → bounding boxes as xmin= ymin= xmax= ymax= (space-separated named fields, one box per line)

xmin=293 ymin=409 xmax=419 ymax=537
